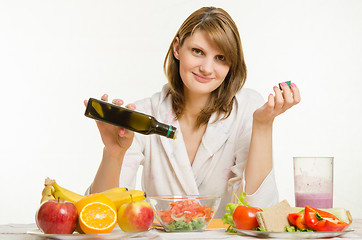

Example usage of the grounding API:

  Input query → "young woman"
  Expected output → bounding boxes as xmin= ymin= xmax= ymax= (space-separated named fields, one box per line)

xmin=86 ymin=7 xmax=300 ymax=217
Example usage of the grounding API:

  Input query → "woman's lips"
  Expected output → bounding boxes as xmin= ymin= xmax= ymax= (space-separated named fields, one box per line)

xmin=193 ymin=72 xmax=213 ymax=83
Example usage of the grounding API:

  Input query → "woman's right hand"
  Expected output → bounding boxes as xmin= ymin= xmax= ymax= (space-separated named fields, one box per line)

xmin=84 ymin=94 xmax=135 ymax=158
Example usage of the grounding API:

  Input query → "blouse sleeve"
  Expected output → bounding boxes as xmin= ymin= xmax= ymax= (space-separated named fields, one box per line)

xmin=228 ymin=89 xmax=279 ymax=207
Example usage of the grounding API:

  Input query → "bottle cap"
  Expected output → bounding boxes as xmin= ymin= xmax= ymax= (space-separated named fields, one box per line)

xmin=172 ymin=129 xmax=178 ymax=140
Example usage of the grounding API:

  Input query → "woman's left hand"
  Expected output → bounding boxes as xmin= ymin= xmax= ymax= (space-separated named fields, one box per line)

xmin=253 ymin=82 xmax=301 ymax=125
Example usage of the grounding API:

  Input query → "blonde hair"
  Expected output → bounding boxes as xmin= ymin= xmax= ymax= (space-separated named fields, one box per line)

xmin=164 ymin=7 xmax=247 ymax=127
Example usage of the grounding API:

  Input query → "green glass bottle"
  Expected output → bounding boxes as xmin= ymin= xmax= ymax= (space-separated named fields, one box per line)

xmin=85 ymin=98 xmax=177 ymax=139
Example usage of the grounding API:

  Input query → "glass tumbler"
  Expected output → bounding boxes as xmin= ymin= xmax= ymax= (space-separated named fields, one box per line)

xmin=293 ymin=157 xmax=333 ymax=208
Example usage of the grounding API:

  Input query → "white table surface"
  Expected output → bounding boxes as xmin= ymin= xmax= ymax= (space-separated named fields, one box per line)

xmin=1 ymin=219 xmax=361 ymax=240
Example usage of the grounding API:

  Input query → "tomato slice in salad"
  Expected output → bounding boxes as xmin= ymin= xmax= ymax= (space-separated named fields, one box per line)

xmin=158 ymin=199 xmax=213 ymax=224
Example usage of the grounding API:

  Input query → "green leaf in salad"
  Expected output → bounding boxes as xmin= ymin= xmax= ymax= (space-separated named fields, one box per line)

xmin=284 ymin=226 xmax=314 ymax=232
xmin=253 ymin=227 xmax=267 ymax=231
xmin=190 ymin=218 xmax=205 ymax=230
xmin=166 ymin=217 xmax=207 ymax=232
xmin=234 ymin=192 xmax=250 ymax=207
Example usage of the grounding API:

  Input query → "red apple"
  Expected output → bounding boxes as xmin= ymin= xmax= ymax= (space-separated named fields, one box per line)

xmin=36 ymin=199 xmax=78 ymax=234
xmin=117 ymin=200 xmax=154 ymax=232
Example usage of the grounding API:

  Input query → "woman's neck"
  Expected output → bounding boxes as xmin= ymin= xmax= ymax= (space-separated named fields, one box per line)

xmin=181 ymin=90 xmax=209 ymax=125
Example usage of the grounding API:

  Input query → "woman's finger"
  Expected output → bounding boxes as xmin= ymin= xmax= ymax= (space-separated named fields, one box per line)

xmin=83 ymin=99 xmax=88 ymax=107
xmin=118 ymin=127 xmax=135 ymax=139
xmin=119 ymin=128 xmax=126 ymax=136
xmin=125 ymin=104 xmax=136 ymax=110
xmin=273 ymin=86 xmax=284 ymax=111
xmin=101 ymin=94 xmax=108 ymax=102
xmin=280 ymin=82 xmax=294 ymax=109
xmin=267 ymin=93 xmax=275 ymax=109
xmin=112 ymin=99 xmax=124 ymax=106
xmin=291 ymin=83 xmax=301 ymax=104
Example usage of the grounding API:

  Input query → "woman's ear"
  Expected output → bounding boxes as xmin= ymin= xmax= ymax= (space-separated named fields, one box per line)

xmin=173 ymin=37 xmax=180 ymax=60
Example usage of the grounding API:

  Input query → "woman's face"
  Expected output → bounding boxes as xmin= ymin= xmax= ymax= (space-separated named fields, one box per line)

xmin=173 ymin=30 xmax=230 ymax=97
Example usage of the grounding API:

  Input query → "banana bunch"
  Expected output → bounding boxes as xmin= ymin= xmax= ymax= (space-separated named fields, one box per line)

xmin=40 ymin=177 xmax=146 ymax=210
xmin=40 ymin=178 xmax=56 ymax=203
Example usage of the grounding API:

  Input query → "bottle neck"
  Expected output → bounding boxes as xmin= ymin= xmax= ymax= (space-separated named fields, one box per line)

xmin=152 ymin=121 xmax=177 ymax=139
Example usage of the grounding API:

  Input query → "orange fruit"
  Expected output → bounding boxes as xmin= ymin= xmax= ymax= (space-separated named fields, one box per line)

xmin=78 ymin=202 xmax=117 ymax=234
xmin=75 ymin=193 xmax=117 ymax=213
xmin=75 ymin=193 xmax=117 ymax=234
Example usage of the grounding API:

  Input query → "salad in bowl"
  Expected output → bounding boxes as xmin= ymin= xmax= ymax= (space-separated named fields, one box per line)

xmin=149 ymin=195 xmax=221 ymax=232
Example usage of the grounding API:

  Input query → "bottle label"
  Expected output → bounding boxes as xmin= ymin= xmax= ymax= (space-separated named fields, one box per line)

xmin=166 ymin=125 xmax=173 ymax=138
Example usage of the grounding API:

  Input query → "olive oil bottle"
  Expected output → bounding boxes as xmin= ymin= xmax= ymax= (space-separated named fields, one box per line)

xmin=85 ymin=98 xmax=177 ymax=139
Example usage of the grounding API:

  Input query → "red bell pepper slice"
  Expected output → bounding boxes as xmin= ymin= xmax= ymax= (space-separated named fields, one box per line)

xmin=304 ymin=205 xmax=349 ymax=232
xmin=288 ymin=212 xmax=299 ymax=226
xmin=288 ymin=212 xmax=308 ymax=229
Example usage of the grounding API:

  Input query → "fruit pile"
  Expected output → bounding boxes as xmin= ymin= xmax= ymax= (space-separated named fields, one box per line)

xmin=36 ymin=178 xmax=154 ymax=234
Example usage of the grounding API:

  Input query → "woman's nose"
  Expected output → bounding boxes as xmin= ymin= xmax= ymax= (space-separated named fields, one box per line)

xmin=199 ymin=58 xmax=213 ymax=75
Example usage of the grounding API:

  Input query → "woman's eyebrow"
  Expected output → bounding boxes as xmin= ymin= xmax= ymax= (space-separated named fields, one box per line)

xmin=190 ymin=43 xmax=204 ymax=50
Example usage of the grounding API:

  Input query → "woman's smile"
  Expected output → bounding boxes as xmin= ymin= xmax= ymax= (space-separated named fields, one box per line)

xmin=192 ymin=72 xmax=214 ymax=83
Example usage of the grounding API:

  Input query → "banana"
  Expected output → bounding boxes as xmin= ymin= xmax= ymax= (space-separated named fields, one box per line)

xmin=52 ymin=180 xmax=129 ymax=206
xmin=46 ymin=178 xmax=143 ymax=209
xmin=108 ymin=189 xmax=146 ymax=210
xmin=101 ymin=186 xmax=128 ymax=196
xmin=40 ymin=177 xmax=55 ymax=203
xmin=52 ymin=181 xmax=84 ymax=204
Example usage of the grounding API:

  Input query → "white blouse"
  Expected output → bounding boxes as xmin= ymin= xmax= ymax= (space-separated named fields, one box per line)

xmin=119 ymin=84 xmax=279 ymax=217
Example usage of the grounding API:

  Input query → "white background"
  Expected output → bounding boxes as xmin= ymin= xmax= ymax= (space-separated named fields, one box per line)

xmin=1 ymin=0 xmax=361 ymax=224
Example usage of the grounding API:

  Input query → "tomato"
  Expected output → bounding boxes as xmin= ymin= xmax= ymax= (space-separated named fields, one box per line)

xmin=232 ymin=205 xmax=262 ymax=230
xmin=158 ymin=210 xmax=173 ymax=223
xmin=158 ymin=200 xmax=213 ymax=224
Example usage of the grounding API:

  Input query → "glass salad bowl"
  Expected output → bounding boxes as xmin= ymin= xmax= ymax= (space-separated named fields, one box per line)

xmin=149 ymin=195 xmax=221 ymax=232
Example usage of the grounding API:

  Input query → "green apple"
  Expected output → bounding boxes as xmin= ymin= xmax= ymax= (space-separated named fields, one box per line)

xmin=117 ymin=200 xmax=154 ymax=232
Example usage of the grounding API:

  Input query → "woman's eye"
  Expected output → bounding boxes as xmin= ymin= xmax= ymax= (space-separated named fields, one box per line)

xmin=216 ymin=55 xmax=226 ymax=61
xmin=192 ymin=48 xmax=203 ymax=55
